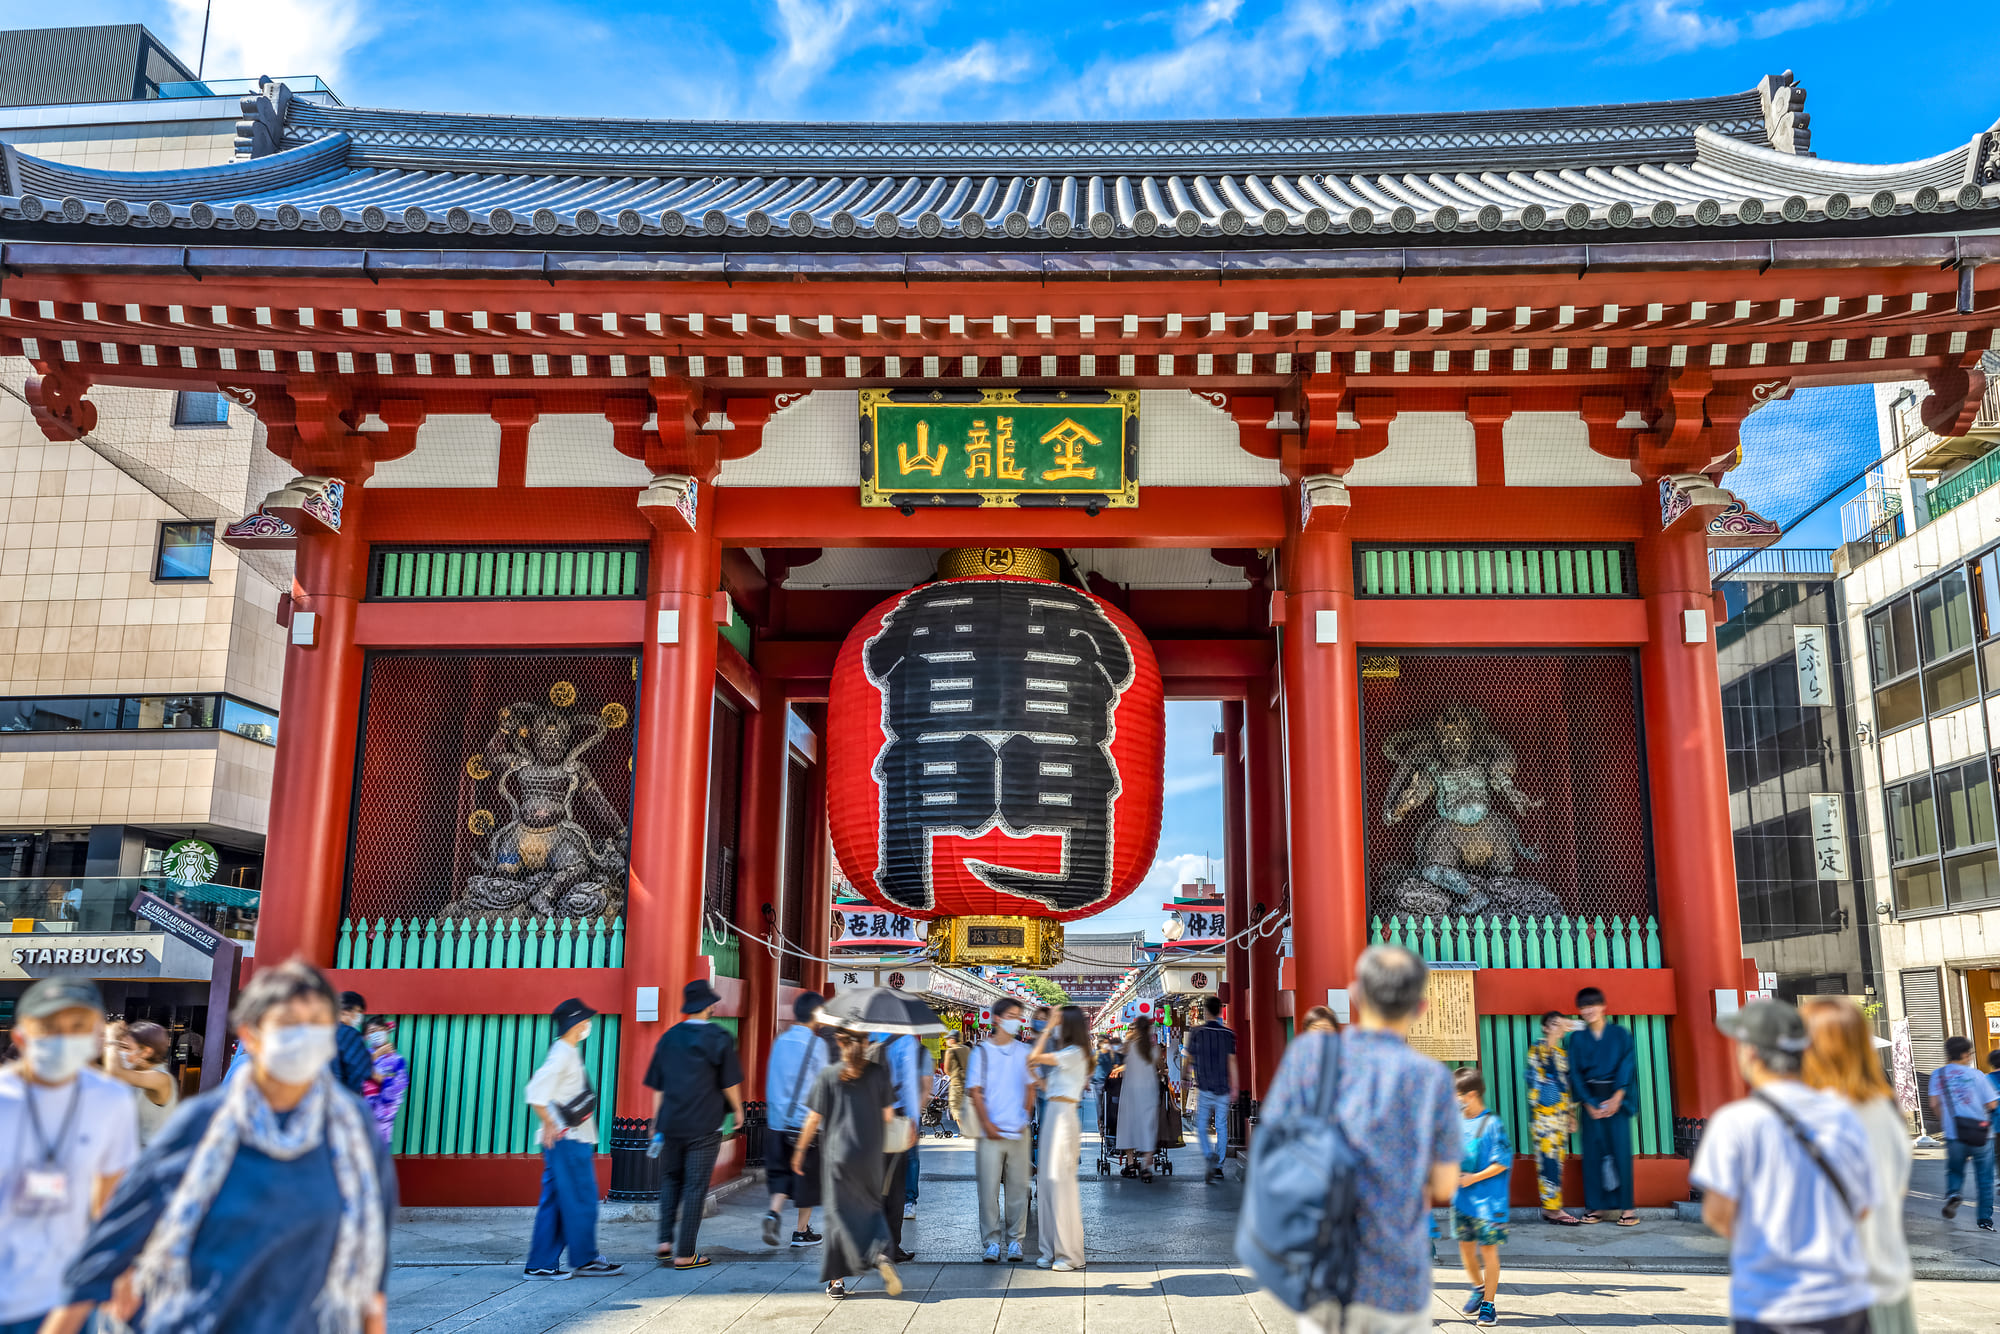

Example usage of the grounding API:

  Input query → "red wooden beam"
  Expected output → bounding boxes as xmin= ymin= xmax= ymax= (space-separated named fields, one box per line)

xmin=715 ymin=486 xmax=1286 ymax=548
xmin=1352 ymin=599 xmax=1649 ymax=646
xmin=353 ymin=600 xmax=645 ymax=648
xmin=1152 ymin=638 xmax=1276 ymax=681
xmin=714 ymin=636 xmax=761 ymax=712
xmin=1346 ymin=487 xmax=1643 ymax=542
xmin=323 ymin=969 xmax=624 ymax=1015
xmin=1277 ymin=960 xmax=1679 ymax=1015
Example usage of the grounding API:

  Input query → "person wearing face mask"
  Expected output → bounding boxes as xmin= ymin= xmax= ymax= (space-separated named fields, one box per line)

xmin=967 ymin=998 xmax=1033 ymax=1263
xmin=0 ymin=977 xmax=139 ymax=1334
xmin=524 ymin=998 xmax=624 ymax=1281
xmin=102 ymin=1020 xmax=179 ymax=1148
xmin=46 ymin=959 xmax=395 ymax=1334
xmin=329 ymin=993 xmax=372 ymax=1097
xmin=360 ymin=1019 xmax=408 ymax=1145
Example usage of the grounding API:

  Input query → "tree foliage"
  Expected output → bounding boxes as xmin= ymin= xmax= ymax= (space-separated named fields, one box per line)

xmin=1021 ymin=976 xmax=1071 ymax=1007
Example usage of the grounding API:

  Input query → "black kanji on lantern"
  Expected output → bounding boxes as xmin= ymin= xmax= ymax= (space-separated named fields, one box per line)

xmin=863 ymin=580 xmax=1136 ymax=913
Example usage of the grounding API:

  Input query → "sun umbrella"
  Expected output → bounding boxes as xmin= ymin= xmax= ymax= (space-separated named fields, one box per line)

xmin=815 ymin=986 xmax=947 ymax=1035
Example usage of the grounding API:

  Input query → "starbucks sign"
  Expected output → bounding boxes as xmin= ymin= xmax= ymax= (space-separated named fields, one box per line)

xmin=163 ymin=839 xmax=219 ymax=887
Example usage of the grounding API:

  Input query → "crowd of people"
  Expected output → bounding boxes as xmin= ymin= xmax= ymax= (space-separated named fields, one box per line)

xmin=0 ymin=949 xmax=1979 ymax=1332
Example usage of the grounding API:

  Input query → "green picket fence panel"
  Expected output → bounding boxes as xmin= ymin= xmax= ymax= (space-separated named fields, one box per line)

xmin=386 ymin=1012 xmax=621 ymax=1156
xmin=1459 ymin=1014 xmax=1673 ymax=1157
xmin=701 ymin=924 xmax=742 ymax=979
xmin=371 ymin=546 xmax=645 ymax=601
xmin=336 ymin=916 xmax=625 ymax=969
xmin=1355 ymin=544 xmax=1635 ymax=598
xmin=1370 ymin=914 xmax=1662 ymax=969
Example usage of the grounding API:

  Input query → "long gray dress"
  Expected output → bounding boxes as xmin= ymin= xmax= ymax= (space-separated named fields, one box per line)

xmin=1119 ymin=1044 xmax=1161 ymax=1155
xmin=808 ymin=1058 xmax=894 ymax=1284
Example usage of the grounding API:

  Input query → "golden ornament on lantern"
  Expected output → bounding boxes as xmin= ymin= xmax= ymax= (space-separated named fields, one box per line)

xmin=936 ymin=546 xmax=1061 ymax=581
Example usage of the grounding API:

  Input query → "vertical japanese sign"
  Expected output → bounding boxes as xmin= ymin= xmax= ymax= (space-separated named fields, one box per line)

xmin=1794 ymin=626 xmax=1831 ymax=707
xmin=1809 ymin=792 xmax=1849 ymax=880
xmin=1890 ymin=1018 xmax=1919 ymax=1115
xmin=859 ymin=388 xmax=1138 ymax=508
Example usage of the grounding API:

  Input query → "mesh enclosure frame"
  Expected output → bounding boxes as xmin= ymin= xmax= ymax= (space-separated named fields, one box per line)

xmin=1358 ymin=648 xmax=1658 ymax=924
xmin=343 ymin=649 xmax=641 ymax=925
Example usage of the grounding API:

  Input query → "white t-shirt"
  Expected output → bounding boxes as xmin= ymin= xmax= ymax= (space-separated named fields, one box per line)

xmin=1689 ymin=1080 xmax=1878 ymax=1324
xmin=1852 ymin=1096 xmax=1912 ymax=1305
xmin=0 ymin=1066 xmax=141 ymax=1322
xmin=969 ymin=1038 xmax=1032 ymax=1138
xmin=523 ymin=1040 xmax=595 ymax=1144
xmin=1041 ymin=1046 xmax=1089 ymax=1103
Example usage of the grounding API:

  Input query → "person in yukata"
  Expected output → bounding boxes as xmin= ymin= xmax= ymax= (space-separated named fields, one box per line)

xmin=1565 ymin=985 xmax=1639 ymax=1226
xmin=48 ymin=960 xmax=395 ymax=1334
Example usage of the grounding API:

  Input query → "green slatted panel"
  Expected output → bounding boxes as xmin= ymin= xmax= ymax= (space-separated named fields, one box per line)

xmin=1353 ymin=545 xmax=1634 ymax=597
xmin=339 ymin=917 xmax=625 ymax=969
xmin=389 ymin=1013 xmax=622 ymax=1156
xmin=371 ymin=547 xmax=646 ymax=600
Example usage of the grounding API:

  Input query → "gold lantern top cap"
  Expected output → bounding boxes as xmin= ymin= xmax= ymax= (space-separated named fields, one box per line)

xmin=937 ymin=548 xmax=1060 ymax=582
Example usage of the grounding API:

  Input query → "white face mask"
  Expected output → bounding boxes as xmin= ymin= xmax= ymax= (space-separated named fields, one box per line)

xmin=999 ymin=1018 xmax=1022 ymax=1037
xmin=25 ymin=1034 xmax=97 ymax=1082
xmin=576 ymin=1024 xmax=592 ymax=1044
xmin=258 ymin=1023 xmax=336 ymax=1084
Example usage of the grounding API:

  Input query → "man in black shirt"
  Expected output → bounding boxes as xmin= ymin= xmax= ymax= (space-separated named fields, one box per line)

xmin=1181 ymin=995 xmax=1239 ymax=1184
xmin=644 ymin=979 xmax=744 ymax=1268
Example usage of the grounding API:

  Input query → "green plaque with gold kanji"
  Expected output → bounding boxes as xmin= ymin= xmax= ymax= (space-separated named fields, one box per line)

xmin=859 ymin=388 xmax=1138 ymax=509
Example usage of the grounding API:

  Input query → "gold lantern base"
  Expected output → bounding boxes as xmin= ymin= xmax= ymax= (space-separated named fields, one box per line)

xmin=936 ymin=547 xmax=1060 ymax=581
xmin=927 ymin=915 xmax=1063 ymax=968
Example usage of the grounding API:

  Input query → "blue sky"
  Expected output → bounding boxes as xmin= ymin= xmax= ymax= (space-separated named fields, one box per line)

xmin=42 ymin=0 xmax=1983 ymax=938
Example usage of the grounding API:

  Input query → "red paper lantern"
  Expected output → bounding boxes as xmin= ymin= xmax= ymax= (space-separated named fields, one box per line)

xmin=829 ymin=573 xmax=1165 ymax=924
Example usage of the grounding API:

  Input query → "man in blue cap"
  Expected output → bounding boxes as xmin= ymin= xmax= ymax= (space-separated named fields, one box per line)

xmin=644 ymin=978 xmax=744 ymax=1269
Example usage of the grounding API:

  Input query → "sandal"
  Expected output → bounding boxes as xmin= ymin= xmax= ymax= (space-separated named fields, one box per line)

xmin=1542 ymin=1211 xmax=1582 ymax=1226
xmin=1616 ymin=1213 xmax=1640 ymax=1227
xmin=1575 ymin=1213 xmax=1601 ymax=1224
xmin=826 ymin=1280 xmax=846 ymax=1298
xmin=673 ymin=1255 xmax=712 ymax=1269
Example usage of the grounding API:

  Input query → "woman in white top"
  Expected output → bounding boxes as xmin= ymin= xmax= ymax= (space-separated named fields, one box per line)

xmin=104 ymin=1019 xmax=179 ymax=1146
xmin=1027 ymin=1006 xmax=1092 ymax=1271
xmin=1114 ymin=1017 xmax=1165 ymax=1180
xmin=1800 ymin=997 xmax=1913 ymax=1334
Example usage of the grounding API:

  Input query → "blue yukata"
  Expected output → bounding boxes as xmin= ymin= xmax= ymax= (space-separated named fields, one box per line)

xmin=63 ymin=1089 xmax=397 ymax=1334
xmin=1565 ymin=1021 xmax=1636 ymax=1214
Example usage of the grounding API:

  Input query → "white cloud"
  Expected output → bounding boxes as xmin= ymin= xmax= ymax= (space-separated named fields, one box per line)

xmin=766 ymin=0 xmax=871 ymax=89
xmin=1611 ymin=0 xmax=1739 ymax=51
xmin=886 ymin=39 xmax=1033 ymax=115
xmin=165 ymin=0 xmax=373 ymax=86
xmin=1143 ymin=850 xmax=1223 ymax=898
xmin=1176 ymin=0 xmax=1247 ymax=40
xmin=1164 ymin=769 xmax=1222 ymax=798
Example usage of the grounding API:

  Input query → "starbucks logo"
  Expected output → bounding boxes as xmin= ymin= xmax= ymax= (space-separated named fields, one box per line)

xmin=163 ymin=839 xmax=220 ymax=888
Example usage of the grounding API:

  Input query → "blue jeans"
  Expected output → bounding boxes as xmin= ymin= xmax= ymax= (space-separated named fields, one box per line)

xmin=1195 ymin=1088 xmax=1232 ymax=1167
xmin=1031 ymin=1090 xmax=1047 ymax=1169
xmin=1946 ymin=1137 xmax=1996 ymax=1222
xmin=2 ymin=1318 xmax=50 ymax=1334
xmin=528 ymin=1136 xmax=602 ymax=1271
xmin=905 ymin=1139 xmax=921 ymax=1203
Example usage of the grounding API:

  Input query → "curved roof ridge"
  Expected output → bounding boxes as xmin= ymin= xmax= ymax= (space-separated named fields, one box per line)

xmin=4 ymin=134 xmax=350 ymax=206
xmin=1693 ymin=126 xmax=1971 ymax=194
xmin=283 ymin=86 xmax=1771 ymax=177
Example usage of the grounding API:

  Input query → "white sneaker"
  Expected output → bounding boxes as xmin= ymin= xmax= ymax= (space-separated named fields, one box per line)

xmin=983 ymin=1242 xmax=1001 ymax=1263
xmin=1035 ymin=1257 xmax=1053 ymax=1269
xmin=1006 ymin=1241 xmax=1024 ymax=1263
xmin=1052 ymin=1260 xmax=1077 ymax=1272
xmin=904 ymin=1204 xmax=916 ymax=1220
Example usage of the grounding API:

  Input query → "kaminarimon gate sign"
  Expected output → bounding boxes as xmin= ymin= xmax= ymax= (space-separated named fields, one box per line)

xmin=2 ymin=71 xmax=1993 ymax=1203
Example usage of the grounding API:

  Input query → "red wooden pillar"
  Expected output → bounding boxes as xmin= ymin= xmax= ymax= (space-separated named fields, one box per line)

xmin=1280 ymin=524 xmax=1368 ymax=1028
xmin=1637 ymin=518 xmax=1744 ymax=1119
xmin=619 ymin=510 xmax=720 ymax=1117
xmin=733 ymin=691 xmax=787 ymax=1099
xmin=255 ymin=486 xmax=372 ymax=970
xmin=1219 ymin=702 xmax=1249 ymax=1070
xmin=1244 ymin=681 xmax=1289 ymax=1095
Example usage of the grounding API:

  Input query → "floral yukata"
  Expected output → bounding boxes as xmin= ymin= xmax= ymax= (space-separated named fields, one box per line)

xmin=1524 ymin=1039 xmax=1574 ymax=1212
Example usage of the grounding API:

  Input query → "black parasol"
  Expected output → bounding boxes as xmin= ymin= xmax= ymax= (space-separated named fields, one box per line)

xmin=814 ymin=986 xmax=946 ymax=1036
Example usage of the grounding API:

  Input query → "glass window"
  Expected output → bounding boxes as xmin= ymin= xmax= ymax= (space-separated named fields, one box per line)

xmin=1868 ymin=597 xmax=1919 ymax=686
xmin=1978 ymin=557 xmax=2000 ymax=641
xmin=1894 ymin=861 xmax=1946 ymax=913
xmin=1948 ymin=851 xmax=2000 ymax=906
xmin=1925 ymin=653 xmax=1982 ymax=714
xmin=1937 ymin=760 xmax=1998 ymax=852
xmin=156 ymin=522 xmax=215 ymax=581
xmin=220 ymin=697 xmax=279 ymax=745
xmin=1874 ymin=676 xmax=1926 ymax=732
xmin=1919 ymin=572 xmax=1977 ymax=663
xmin=1888 ymin=777 xmax=1939 ymax=864
xmin=172 ymin=391 xmax=228 ymax=426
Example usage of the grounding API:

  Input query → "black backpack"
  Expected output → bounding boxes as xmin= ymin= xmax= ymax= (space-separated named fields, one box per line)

xmin=1234 ymin=1031 xmax=1360 ymax=1313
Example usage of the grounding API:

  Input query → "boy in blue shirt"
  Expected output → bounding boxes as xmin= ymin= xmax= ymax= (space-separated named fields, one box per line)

xmin=1453 ymin=1067 xmax=1512 ymax=1326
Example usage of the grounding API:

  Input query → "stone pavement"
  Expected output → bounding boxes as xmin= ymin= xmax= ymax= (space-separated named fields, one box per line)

xmin=388 ymin=1261 xmax=2000 ymax=1334
xmin=393 ymin=1130 xmax=2000 ymax=1280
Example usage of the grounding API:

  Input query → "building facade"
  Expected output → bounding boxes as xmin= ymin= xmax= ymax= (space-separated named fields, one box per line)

xmin=1 ymin=56 xmax=1994 ymax=1200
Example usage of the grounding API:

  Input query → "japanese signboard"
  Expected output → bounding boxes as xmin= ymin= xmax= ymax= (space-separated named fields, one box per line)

xmin=1809 ymin=792 xmax=1849 ymax=880
xmin=1890 ymin=1018 xmax=1919 ymax=1114
xmin=1794 ymin=626 xmax=1831 ymax=707
xmin=859 ymin=388 xmax=1138 ymax=509
xmin=1404 ymin=963 xmax=1479 ymax=1061
xmin=831 ymin=908 xmax=925 ymax=949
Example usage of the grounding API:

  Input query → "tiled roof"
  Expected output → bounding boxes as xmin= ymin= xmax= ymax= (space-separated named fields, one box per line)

xmin=3 ymin=80 xmax=1995 ymax=247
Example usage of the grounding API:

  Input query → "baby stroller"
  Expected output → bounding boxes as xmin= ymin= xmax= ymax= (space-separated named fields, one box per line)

xmin=1093 ymin=1075 xmax=1174 ymax=1179
xmin=920 ymin=1092 xmax=949 ymax=1136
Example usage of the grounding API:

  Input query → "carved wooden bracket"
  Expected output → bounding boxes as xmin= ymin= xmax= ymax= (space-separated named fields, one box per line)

xmin=642 ymin=376 xmax=723 ymax=481
xmin=721 ymin=396 xmax=779 ymax=462
xmin=1921 ymin=353 xmax=1991 ymax=439
xmin=1633 ymin=367 xmax=1715 ymax=477
xmin=24 ymin=366 xmax=97 ymax=442
xmin=370 ymin=398 xmax=428 ymax=463
xmin=1465 ymin=393 xmax=1512 ymax=487
xmin=1286 ymin=370 xmax=1347 ymax=481
xmin=1580 ymin=393 xmax=1633 ymax=460
xmin=1223 ymin=395 xmax=1282 ymax=460
xmin=604 ymin=392 xmax=650 ymax=462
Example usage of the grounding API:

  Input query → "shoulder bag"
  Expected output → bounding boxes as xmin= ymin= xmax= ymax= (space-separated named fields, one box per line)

xmin=1944 ymin=1066 xmax=1992 ymax=1147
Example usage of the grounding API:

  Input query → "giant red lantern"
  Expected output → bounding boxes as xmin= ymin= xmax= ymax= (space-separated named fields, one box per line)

xmin=828 ymin=551 xmax=1165 ymax=945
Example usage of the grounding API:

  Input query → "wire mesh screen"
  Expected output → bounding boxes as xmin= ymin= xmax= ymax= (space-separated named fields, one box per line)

xmin=704 ymin=696 xmax=744 ymax=925
xmin=346 ymin=652 xmax=639 ymax=923
xmin=1360 ymin=650 xmax=1654 ymax=922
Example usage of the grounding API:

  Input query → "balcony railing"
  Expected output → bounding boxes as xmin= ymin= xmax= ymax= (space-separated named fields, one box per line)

xmin=1710 ymin=548 xmax=1836 ymax=577
xmin=1927 ymin=449 xmax=2000 ymax=521
xmin=1 ymin=877 xmax=259 ymax=938
xmin=155 ymin=76 xmax=342 ymax=105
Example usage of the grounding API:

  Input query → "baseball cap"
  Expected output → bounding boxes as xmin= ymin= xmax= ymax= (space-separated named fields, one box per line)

xmin=1716 ymin=998 xmax=1810 ymax=1053
xmin=19 ymin=976 xmax=107 ymax=1020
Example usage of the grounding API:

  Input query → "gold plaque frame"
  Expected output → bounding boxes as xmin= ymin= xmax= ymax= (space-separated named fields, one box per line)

xmin=1405 ymin=965 xmax=1480 ymax=1062
xmin=859 ymin=387 xmax=1139 ymax=510
xmin=926 ymin=914 xmax=1064 ymax=968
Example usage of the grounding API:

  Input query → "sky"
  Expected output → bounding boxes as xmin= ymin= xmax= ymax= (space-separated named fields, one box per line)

xmin=31 ymin=0 xmax=1986 ymax=942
